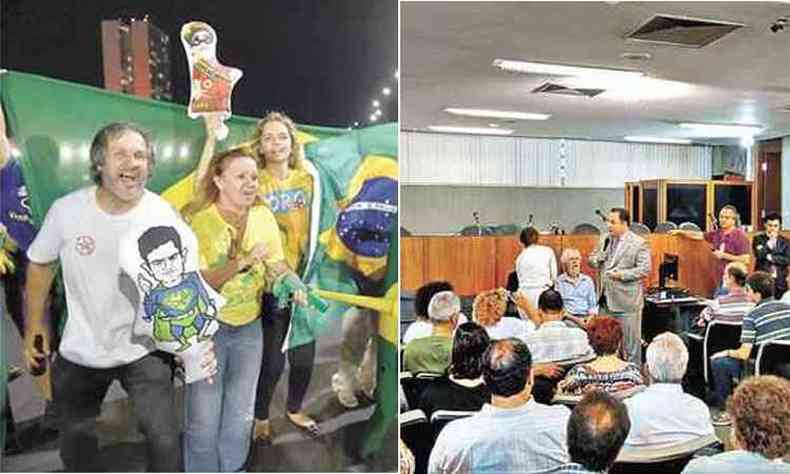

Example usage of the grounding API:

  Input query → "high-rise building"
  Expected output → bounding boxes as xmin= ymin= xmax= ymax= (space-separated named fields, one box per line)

xmin=101 ymin=17 xmax=172 ymax=101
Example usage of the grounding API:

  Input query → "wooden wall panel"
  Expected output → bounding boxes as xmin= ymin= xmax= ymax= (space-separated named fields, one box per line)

xmin=401 ymin=231 xmax=790 ymax=298
xmin=423 ymin=237 xmax=497 ymax=296
xmin=400 ymin=237 xmax=426 ymax=294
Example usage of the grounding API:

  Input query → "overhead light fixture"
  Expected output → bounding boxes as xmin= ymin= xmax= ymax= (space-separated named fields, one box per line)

xmin=382 ymin=87 xmax=392 ymax=96
xmin=372 ymin=99 xmax=380 ymax=107
xmin=492 ymin=59 xmax=644 ymax=80
xmin=624 ymin=136 xmax=692 ymax=144
xmin=444 ymin=107 xmax=550 ymax=121
xmin=428 ymin=125 xmax=513 ymax=135
xmin=678 ymin=122 xmax=763 ymax=136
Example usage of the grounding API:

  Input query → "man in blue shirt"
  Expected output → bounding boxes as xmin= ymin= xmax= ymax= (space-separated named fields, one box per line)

xmin=556 ymin=248 xmax=598 ymax=321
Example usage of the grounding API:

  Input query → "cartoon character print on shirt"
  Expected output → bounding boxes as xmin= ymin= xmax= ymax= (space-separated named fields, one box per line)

xmin=136 ymin=225 xmax=218 ymax=352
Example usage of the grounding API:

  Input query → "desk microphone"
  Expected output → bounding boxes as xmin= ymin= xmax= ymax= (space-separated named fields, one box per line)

xmin=595 ymin=209 xmax=607 ymax=223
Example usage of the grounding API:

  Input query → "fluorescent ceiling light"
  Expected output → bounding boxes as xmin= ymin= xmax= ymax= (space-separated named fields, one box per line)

xmin=493 ymin=59 xmax=644 ymax=80
xmin=428 ymin=126 xmax=513 ymax=136
xmin=678 ymin=122 xmax=763 ymax=136
xmin=624 ymin=136 xmax=692 ymax=144
xmin=444 ymin=107 xmax=550 ymax=121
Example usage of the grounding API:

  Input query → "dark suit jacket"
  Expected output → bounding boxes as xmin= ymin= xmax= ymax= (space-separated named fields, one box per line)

xmin=753 ymin=233 xmax=790 ymax=292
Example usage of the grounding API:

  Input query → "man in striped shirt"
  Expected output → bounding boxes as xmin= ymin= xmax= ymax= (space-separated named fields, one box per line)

xmin=694 ymin=262 xmax=754 ymax=329
xmin=710 ymin=271 xmax=790 ymax=425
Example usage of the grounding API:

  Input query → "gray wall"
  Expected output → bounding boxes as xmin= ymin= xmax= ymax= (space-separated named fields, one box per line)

xmin=401 ymin=185 xmax=623 ymax=234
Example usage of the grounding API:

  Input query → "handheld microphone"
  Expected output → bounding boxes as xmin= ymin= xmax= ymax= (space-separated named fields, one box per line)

xmin=527 ymin=214 xmax=534 ymax=227
xmin=603 ymin=236 xmax=611 ymax=252
xmin=708 ymin=213 xmax=719 ymax=231
xmin=595 ymin=209 xmax=607 ymax=223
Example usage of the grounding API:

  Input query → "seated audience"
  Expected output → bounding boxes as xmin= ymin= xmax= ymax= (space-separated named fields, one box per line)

xmin=710 ymin=271 xmax=790 ymax=426
xmin=693 ymin=262 xmax=753 ymax=331
xmin=403 ymin=281 xmax=453 ymax=345
xmin=556 ymin=248 xmax=598 ymax=319
xmin=473 ymin=288 xmax=535 ymax=342
xmin=623 ymin=333 xmax=714 ymax=448
xmin=683 ymin=376 xmax=790 ymax=473
xmin=428 ymin=339 xmax=570 ymax=473
xmin=417 ymin=322 xmax=491 ymax=418
xmin=557 ymin=316 xmax=643 ymax=396
xmin=403 ymin=291 xmax=460 ymax=374
xmin=551 ymin=391 xmax=631 ymax=474
xmin=524 ymin=289 xmax=594 ymax=364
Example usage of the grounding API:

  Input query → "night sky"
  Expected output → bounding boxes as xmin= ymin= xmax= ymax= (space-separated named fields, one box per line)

xmin=1 ymin=0 xmax=397 ymax=128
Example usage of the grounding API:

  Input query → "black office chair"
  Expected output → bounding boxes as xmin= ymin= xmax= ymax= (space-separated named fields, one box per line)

xmin=430 ymin=410 xmax=477 ymax=442
xmin=572 ymin=223 xmax=601 ymax=235
xmin=400 ymin=372 xmax=442 ymax=409
xmin=702 ymin=320 xmax=742 ymax=385
xmin=459 ymin=225 xmax=495 ymax=236
xmin=400 ymin=409 xmax=431 ymax=474
xmin=755 ymin=340 xmax=790 ymax=379
xmin=654 ymin=222 xmax=678 ymax=234
xmin=494 ymin=224 xmax=520 ymax=236
xmin=679 ymin=222 xmax=702 ymax=232
xmin=629 ymin=222 xmax=651 ymax=235
xmin=610 ymin=434 xmax=722 ymax=474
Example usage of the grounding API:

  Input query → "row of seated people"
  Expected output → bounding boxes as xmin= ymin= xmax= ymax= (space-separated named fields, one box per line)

xmin=400 ymin=336 xmax=790 ymax=473
xmin=404 ymin=264 xmax=790 ymax=417
xmin=400 ymin=270 xmax=790 ymax=472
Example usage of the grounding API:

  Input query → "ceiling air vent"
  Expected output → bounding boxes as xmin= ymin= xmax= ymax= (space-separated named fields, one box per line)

xmin=532 ymin=82 xmax=606 ymax=98
xmin=626 ymin=14 xmax=744 ymax=48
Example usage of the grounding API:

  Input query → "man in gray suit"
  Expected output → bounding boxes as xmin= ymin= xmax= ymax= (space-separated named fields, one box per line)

xmin=589 ymin=208 xmax=651 ymax=365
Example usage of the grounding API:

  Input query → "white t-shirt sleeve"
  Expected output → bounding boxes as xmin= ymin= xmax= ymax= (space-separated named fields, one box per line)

xmin=27 ymin=199 xmax=65 ymax=264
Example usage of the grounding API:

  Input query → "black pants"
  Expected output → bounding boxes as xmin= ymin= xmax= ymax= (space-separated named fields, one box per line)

xmin=52 ymin=352 xmax=180 ymax=472
xmin=255 ymin=293 xmax=316 ymax=419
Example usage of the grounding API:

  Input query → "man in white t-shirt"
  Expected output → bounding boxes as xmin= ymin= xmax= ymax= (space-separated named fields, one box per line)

xmin=23 ymin=123 xmax=191 ymax=471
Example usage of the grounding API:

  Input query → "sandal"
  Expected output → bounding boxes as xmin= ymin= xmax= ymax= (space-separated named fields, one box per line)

xmin=286 ymin=411 xmax=320 ymax=437
xmin=252 ymin=418 xmax=272 ymax=444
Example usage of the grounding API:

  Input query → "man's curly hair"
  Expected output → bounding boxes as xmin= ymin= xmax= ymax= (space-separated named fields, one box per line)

xmin=473 ymin=288 xmax=507 ymax=327
xmin=728 ymin=375 xmax=790 ymax=459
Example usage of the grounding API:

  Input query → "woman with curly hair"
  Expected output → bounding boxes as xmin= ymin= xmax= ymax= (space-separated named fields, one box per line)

xmin=416 ymin=322 xmax=491 ymax=418
xmin=472 ymin=288 xmax=534 ymax=343
xmin=557 ymin=316 xmax=643 ymax=396
xmin=684 ymin=375 xmax=790 ymax=473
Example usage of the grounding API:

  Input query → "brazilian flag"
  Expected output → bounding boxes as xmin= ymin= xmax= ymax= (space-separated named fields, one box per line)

xmin=0 ymin=70 xmax=397 ymax=458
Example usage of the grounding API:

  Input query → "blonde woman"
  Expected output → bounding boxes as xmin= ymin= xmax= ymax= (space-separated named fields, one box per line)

xmin=199 ymin=112 xmax=321 ymax=442
xmin=185 ymin=147 xmax=303 ymax=471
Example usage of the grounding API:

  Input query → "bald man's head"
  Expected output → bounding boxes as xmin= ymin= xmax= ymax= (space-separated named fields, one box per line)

xmin=567 ymin=391 xmax=630 ymax=471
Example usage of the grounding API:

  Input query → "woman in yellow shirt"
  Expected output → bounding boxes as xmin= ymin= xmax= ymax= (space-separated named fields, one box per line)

xmin=200 ymin=112 xmax=321 ymax=442
xmin=184 ymin=148 xmax=302 ymax=471
xmin=250 ymin=112 xmax=321 ymax=440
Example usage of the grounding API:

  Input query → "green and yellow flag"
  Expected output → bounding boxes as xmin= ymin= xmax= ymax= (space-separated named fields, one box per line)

xmin=1 ymin=70 xmax=397 ymax=458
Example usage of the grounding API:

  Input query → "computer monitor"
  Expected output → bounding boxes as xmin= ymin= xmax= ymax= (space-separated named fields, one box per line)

xmin=659 ymin=254 xmax=679 ymax=288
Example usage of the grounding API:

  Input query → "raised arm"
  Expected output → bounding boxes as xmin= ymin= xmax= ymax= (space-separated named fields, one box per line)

xmin=193 ymin=115 xmax=220 ymax=195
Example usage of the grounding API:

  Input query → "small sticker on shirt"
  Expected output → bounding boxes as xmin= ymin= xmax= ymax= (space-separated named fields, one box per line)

xmin=262 ymin=189 xmax=307 ymax=214
xmin=75 ymin=235 xmax=96 ymax=256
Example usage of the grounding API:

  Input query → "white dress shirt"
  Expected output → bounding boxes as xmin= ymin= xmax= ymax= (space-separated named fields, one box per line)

xmin=623 ymin=383 xmax=714 ymax=449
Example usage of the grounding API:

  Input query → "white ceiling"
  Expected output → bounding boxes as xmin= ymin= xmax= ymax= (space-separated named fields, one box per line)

xmin=401 ymin=1 xmax=790 ymax=145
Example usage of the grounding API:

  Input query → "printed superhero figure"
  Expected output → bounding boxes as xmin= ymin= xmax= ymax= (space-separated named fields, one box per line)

xmin=137 ymin=226 xmax=217 ymax=352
